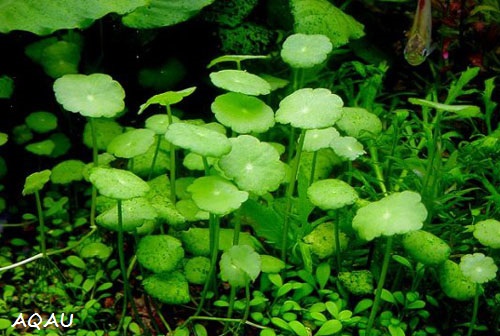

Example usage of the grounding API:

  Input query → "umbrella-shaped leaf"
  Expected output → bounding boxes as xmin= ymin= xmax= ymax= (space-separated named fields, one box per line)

xmin=473 ymin=219 xmax=500 ymax=249
xmin=145 ymin=114 xmax=180 ymax=134
xmin=165 ymin=122 xmax=231 ymax=157
xmin=83 ymin=118 xmax=123 ymax=150
xmin=0 ymin=0 xmax=146 ymax=35
xmin=210 ymin=70 xmax=271 ymax=96
xmin=459 ymin=253 xmax=498 ymax=284
xmin=187 ymin=176 xmax=248 ymax=215
xmin=211 ymin=93 xmax=274 ymax=134
xmin=336 ymin=107 xmax=382 ymax=139
xmin=138 ymin=87 xmax=196 ymax=114
xmin=142 ymin=271 xmax=190 ymax=305
xmin=137 ymin=235 xmax=184 ymax=273
xmin=122 ymin=0 xmax=214 ymax=29
xmin=307 ymin=179 xmax=358 ymax=210
xmin=23 ymin=170 xmax=51 ymax=195
xmin=291 ymin=0 xmax=364 ymax=48
xmin=25 ymin=111 xmax=58 ymax=133
xmin=176 ymin=199 xmax=210 ymax=221
xmin=181 ymin=228 xmax=259 ymax=256
xmin=25 ymin=139 xmax=55 ymax=156
xmin=89 ymin=167 xmax=150 ymax=200
xmin=352 ymin=191 xmax=427 ymax=241
xmin=51 ymin=159 xmax=85 ymax=184
xmin=275 ymin=88 xmax=343 ymax=129
xmin=107 ymin=128 xmax=155 ymax=158
xmin=281 ymin=34 xmax=332 ymax=68
xmin=219 ymin=135 xmax=286 ymax=195
xmin=207 ymin=55 xmax=270 ymax=68
xmin=53 ymin=73 xmax=125 ymax=118
xmin=330 ymin=136 xmax=365 ymax=161
xmin=302 ymin=127 xmax=340 ymax=152
xmin=96 ymin=197 xmax=157 ymax=232
xmin=220 ymin=245 xmax=261 ymax=288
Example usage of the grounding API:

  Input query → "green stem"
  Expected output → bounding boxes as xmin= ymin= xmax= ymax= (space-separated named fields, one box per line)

xmin=166 ymin=105 xmax=177 ymax=203
xmin=309 ymin=150 xmax=318 ymax=185
xmin=34 ymin=191 xmax=47 ymax=257
xmin=281 ymin=128 xmax=306 ymax=262
xmin=365 ymin=236 xmax=394 ymax=336
xmin=334 ymin=211 xmax=342 ymax=272
xmin=466 ymin=283 xmax=481 ymax=336
xmin=196 ymin=214 xmax=220 ymax=315
xmin=89 ymin=117 xmax=98 ymax=227
xmin=116 ymin=200 xmax=129 ymax=331
xmin=368 ymin=142 xmax=387 ymax=196
xmin=147 ymin=135 xmax=162 ymax=181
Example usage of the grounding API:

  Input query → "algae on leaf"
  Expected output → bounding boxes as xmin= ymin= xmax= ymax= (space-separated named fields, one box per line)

xmin=290 ymin=0 xmax=364 ymax=48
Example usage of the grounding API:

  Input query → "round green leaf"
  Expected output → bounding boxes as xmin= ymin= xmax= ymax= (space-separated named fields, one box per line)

xmin=302 ymin=127 xmax=340 ymax=152
xmin=218 ymin=135 xmax=286 ymax=195
xmin=0 ymin=75 xmax=14 ymax=99
xmin=23 ymin=169 xmax=51 ymax=195
xmin=281 ymin=33 xmax=332 ymax=68
xmin=145 ymin=114 xmax=180 ymax=134
xmin=402 ymin=230 xmax=451 ymax=265
xmin=307 ymin=179 xmax=358 ymax=210
xmin=89 ymin=167 xmax=150 ymax=199
xmin=142 ymin=271 xmax=190 ymax=305
xmin=25 ymin=139 xmax=55 ymax=156
xmin=352 ymin=191 xmax=427 ymax=241
xmin=187 ymin=176 xmax=248 ymax=215
xmin=330 ymin=136 xmax=365 ymax=161
xmin=210 ymin=70 xmax=271 ymax=96
xmin=96 ymin=197 xmax=157 ymax=232
xmin=51 ymin=159 xmax=85 ymax=184
xmin=220 ymin=245 xmax=261 ymax=288
xmin=473 ymin=219 xmax=500 ymax=249
xmin=275 ymin=88 xmax=343 ymax=129
xmin=336 ymin=107 xmax=382 ymax=138
xmin=165 ymin=122 xmax=231 ymax=157
xmin=107 ymin=128 xmax=155 ymax=158
xmin=79 ymin=242 xmax=112 ymax=260
xmin=25 ymin=111 xmax=58 ymax=133
xmin=137 ymin=235 xmax=184 ymax=273
xmin=211 ymin=93 xmax=274 ymax=133
xmin=54 ymin=73 xmax=125 ymax=118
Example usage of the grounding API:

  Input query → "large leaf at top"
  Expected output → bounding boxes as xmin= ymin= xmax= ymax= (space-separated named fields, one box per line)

xmin=291 ymin=0 xmax=364 ymax=48
xmin=122 ymin=0 xmax=216 ymax=29
xmin=0 ymin=0 xmax=146 ymax=35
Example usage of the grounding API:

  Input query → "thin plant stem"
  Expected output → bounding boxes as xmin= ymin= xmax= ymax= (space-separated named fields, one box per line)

xmin=367 ymin=142 xmax=387 ymax=196
xmin=89 ymin=117 xmax=98 ymax=227
xmin=148 ymin=134 xmax=162 ymax=181
xmin=466 ymin=283 xmax=481 ymax=336
xmin=334 ymin=211 xmax=342 ymax=272
xmin=196 ymin=213 xmax=220 ymax=315
xmin=166 ymin=105 xmax=177 ymax=203
xmin=34 ymin=191 xmax=47 ymax=257
xmin=365 ymin=236 xmax=394 ymax=336
xmin=309 ymin=150 xmax=318 ymax=185
xmin=116 ymin=199 xmax=129 ymax=331
xmin=281 ymin=128 xmax=306 ymax=262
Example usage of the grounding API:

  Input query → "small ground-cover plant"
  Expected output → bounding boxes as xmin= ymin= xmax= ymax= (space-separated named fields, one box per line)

xmin=0 ymin=1 xmax=499 ymax=335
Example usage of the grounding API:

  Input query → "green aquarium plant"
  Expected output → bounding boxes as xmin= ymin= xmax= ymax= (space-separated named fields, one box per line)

xmin=88 ymin=167 xmax=150 ymax=330
xmin=459 ymin=253 xmax=498 ymax=336
xmin=352 ymin=191 xmax=427 ymax=335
